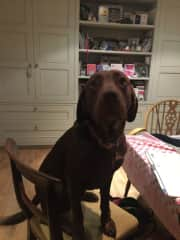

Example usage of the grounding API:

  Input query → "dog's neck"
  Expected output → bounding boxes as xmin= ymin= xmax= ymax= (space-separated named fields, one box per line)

xmin=88 ymin=123 xmax=118 ymax=150
xmin=77 ymin=120 xmax=126 ymax=152
xmin=87 ymin=122 xmax=127 ymax=169
xmin=76 ymin=121 xmax=127 ymax=170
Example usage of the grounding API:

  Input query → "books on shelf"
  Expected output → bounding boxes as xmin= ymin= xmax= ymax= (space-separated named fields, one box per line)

xmin=146 ymin=149 xmax=180 ymax=197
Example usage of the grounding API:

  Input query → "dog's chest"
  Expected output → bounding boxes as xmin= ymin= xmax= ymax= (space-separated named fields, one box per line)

xmin=71 ymin=142 xmax=114 ymax=188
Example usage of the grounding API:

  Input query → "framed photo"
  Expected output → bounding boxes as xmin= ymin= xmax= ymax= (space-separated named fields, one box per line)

xmin=108 ymin=5 xmax=123 ymax=23
xmin=135 ymin=63 xmax=149 ymax=77
xmin=128 ymin=38 xmax=140 ymax=51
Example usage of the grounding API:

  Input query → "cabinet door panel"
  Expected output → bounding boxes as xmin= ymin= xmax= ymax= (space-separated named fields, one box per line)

xmin=36 ymin=69 xmax=72 ymax=101
xmin=161 ymin=0 xmax=180 ymax=38
xmin=0 ymin=104 xmax=74 ymax=130
xmin=0 ymin=0 xmax=26 ymax=25
xmin=160 ymin=41 xmax=180 ymax=67
xmin=38 ymin=33 xmax=69 ymax=64
xmin=3 ymin=131 xmax=64 ymax=146
xmin=35 ymin=0 xmax=69 ymax=28
xmin=157 ymin=73 xmax=180 ymax=98
xmin=0 ymin=104 xmax=75 ymax=145
xmin=0 ymin=67 xmax=34 ymax=101
xmin=33 ymin=0 xmax=77 ymax=103
xmin=0 ymin=32 xmax=28 ymax=63
xmin=0 ymin=0 xmax=34 ymax=102
xmin=150 ymin=0 xmax=180 ymax=100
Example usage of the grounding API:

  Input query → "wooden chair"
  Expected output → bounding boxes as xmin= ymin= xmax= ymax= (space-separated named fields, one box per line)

xmin=124 ymin=99 xmax=180 ymax=197
xmin=5 ymin=138 xmax=139 ymax=240
xmin=144 ymin=99 xmax=180 ymax=135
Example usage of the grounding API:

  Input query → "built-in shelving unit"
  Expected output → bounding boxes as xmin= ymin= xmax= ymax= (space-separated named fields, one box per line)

xmin=79 ymin=75 xmax=150 ymax=81
xmin=79 ymin=49 xmax=152 ymax=56
xmin=80 ymin=20 xmax=155 ymax=30
xmin=79 ymin=0 xmax=157 ymax=101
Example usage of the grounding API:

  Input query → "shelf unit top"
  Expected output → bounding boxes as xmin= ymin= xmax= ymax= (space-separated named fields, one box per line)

xmin=79 ymin=49 xmax=152 ymax=56
xmin=80 ymin=20 xmax=155 ymax=30
xmin=82 ymin=0 xmax=156 ymax=3
xmin=79 ymin=75 xmax=150 ymax=81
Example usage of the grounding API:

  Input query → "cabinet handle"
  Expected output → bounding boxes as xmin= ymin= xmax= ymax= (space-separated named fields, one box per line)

xmin=33 ymin=107 xmax=38 ymax=112
xmin=26 ymin=64 xmax=32 ymax=78
xmin=34 ymin=125 xmax=38 ymax=131
xmin=34 ymin=63 xmax=39 ymax=68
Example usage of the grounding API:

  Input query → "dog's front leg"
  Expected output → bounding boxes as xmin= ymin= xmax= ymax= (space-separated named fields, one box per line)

xmin=68 ymin=182 xmax=86 ymax=240
xmin=100 ymin=179 xmax=116 ymax=238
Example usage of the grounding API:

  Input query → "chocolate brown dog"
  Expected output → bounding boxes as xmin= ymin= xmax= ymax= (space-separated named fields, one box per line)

xmin=0 ymin=70 xmax=138 ymax=240
xmin=39 ymin=70 xmax=138 ymax=239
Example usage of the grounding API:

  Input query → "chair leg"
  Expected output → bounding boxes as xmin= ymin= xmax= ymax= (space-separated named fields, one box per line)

xmin=124 ymin=179 xmax=131 ymax=198
xmin=27 ymin=221 xmax=36 ymax=240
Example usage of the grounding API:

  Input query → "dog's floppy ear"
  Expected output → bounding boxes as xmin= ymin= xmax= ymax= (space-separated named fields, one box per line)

xmin=76 ymin=88 xmax=89 ymax=123
xmin=127 ymin=85 xmax=138 ymax=122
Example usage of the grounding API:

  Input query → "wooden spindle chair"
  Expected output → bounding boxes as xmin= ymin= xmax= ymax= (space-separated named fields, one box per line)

xmin=5 ymin=138 xmax=139 ymax=240
xmin=144 ymin=99 xmax=180 ymax=135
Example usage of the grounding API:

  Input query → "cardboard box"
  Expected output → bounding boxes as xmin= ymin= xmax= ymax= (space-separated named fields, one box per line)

xmin=110 ymin=64 xmax=123 ymax=72
xmin=87 ymin=64 xmax=96 ymax=76
xmin=124 ymin=64 xmax=135 ymax=77
xmin=98 ymin=6 xmax=109 ymax=23
xmin=140 ymin=13 xmax=148 ymax=25
xmin=96 ymin=64 xmax=104 ymax=72
xmin=108 ymin=5 xmax=123 ymax=23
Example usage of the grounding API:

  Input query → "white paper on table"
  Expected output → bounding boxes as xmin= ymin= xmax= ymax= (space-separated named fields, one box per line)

xmin=146 ymin=149 xmax=180 ymax=197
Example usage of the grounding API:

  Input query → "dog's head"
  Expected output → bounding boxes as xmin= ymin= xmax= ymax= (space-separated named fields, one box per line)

xmin=77 ymin=70 xmax=138 ymax=145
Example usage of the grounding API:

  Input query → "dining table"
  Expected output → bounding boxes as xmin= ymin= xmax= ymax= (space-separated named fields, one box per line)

xmin=116 ymin=131 xmax=180 ymax=239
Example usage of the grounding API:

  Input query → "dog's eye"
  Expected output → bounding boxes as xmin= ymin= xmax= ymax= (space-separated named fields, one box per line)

xmin=115 ymin=76 xmax=127 ymax=88
xmin=113 ymin=72 xmax=128 ymax=88
xmin=89 ymin=76 xmax=102 ymax=89
xmin=119 ymin=77 xmax=127 ymax=87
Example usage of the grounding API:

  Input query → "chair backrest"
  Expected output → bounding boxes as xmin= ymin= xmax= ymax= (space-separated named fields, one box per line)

xmin=144 ymin=99 xmax=180 ymax=135
xmin=5 ymin=138 xmax=64 ymax=240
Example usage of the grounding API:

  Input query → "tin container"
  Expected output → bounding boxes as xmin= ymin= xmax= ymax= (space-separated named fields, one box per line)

xmin=98 ymin=6 xmax=109 ymax=23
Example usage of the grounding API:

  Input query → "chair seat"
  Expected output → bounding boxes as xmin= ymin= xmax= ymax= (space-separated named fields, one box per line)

xmin=30 ymin=191 xmax=138 ymax=240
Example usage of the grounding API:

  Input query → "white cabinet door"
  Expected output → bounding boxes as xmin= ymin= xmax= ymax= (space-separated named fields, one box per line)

xmin=33 ymin=0 xmax=77 ymax=103
xmin=0 ymin=104 xmax=75 ymax=145
xmin=0 ymin=0 xmax=34 ymax=102
xmin=150 ymin=0 xmax=180 ymax=100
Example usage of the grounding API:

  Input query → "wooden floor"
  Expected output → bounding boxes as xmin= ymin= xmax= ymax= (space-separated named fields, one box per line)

xmin=0 ymin=146 xmax=50 ymax=240
xmin=0 ymin=147 xmax=174 ymax=240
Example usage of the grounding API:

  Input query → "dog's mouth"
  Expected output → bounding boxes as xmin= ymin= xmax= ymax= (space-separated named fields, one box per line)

xmin=99 ymin=119 xmax=125 ymax=146
xmin=103 ymin=133 xmax=119 ymax=146
xmin=88 ymin=119 xmax=123 ymax=149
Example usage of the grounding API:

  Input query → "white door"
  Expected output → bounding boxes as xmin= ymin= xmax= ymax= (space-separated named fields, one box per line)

xmin=0 ymin=0 xmax=34 ymax=102
xmin=33 ymin=0 xmax=77 ymax=103
xmin=150 ymin=0 xmax=180 ymax=100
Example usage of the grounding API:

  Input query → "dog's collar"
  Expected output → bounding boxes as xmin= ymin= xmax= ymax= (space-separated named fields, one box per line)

xmin=76 ymin=121 xmax=127 ymax=170
xmin=87 ymin=123 xmax=127 ymax=169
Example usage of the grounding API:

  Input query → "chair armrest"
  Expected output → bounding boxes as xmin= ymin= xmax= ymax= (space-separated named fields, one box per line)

xmin=128 ymin=128 xmax=146 ymax=135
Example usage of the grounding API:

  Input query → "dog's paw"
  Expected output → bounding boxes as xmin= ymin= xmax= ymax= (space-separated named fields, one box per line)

xmin=102 ymin=218 xmax=116 ymax=238
xmin=82 ymin=191 xmax=99 ymax=202
xmin=72 ymin=227 xmax=86 ymax=240
xmin=72 ymin=234 xmax=86 ymax=240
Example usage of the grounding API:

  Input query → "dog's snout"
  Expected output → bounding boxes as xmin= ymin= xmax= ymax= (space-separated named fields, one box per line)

xmin=103 ymin=91 xmax=118 ymax=103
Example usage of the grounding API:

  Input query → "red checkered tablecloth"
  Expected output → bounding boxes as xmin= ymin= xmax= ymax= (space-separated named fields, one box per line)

xmin=123 ymin=132 xmax=180 ymax=240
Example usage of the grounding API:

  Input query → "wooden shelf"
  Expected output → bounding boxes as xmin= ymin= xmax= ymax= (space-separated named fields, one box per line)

xmin=129 ymin=77 xmax=150 ymax=81
xmin=80 ymin=20 xmax=155 ymax=30
xmin=79 ymin=49 xmax=152 ymax=56
xmin=79 ymin=75 xmax=150 ymax=81
xmin=79 ymin=76 xmax=90 ymax=79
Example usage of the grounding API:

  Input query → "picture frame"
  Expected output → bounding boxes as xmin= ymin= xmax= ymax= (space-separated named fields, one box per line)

xmin=128 ymin=38 xmax=140 ymax=51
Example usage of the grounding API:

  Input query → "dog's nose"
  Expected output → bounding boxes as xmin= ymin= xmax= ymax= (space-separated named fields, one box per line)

xmin=103 ymin=91 xmax=118 ymax=103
